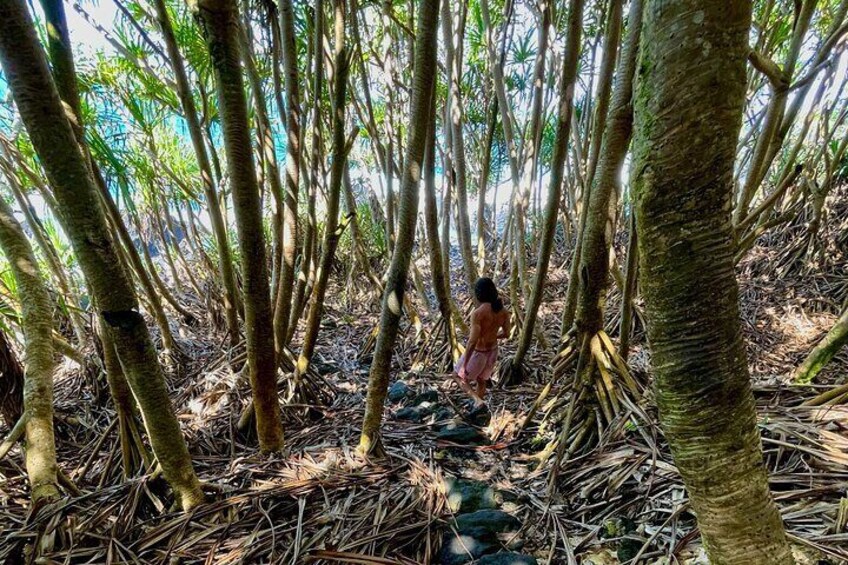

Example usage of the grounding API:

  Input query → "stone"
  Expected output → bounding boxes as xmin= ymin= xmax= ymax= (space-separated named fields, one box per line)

xmin=466 ymin=404 xmax=492 ymax=427
xmin=395 ymin=402 xmax=439 ymax=423
xmin=436 ymin=422 xmax=487 ymax=445
xmin=437 ymin=531 xmax=498 ymax=565
xmin=444 ymin=477 xmax=498 ymax=513
xmin=387 ymin=381 xmax=412 ymax=403
xmin=409 ymin=389 xmax=439 ymax=406
xmin=617 ymin=538 xmax=642 ymax=562
xmin=454 ymin=510 xmax=520 ymax=536
xmin=433 ymin=406 xmax=455 ymax=424
xmin=476 ymin=552 xmax=538 ymax=565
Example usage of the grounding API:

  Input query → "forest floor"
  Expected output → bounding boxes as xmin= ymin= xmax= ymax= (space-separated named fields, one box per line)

xmin=1 ymin=211 xmax=847 ymax=564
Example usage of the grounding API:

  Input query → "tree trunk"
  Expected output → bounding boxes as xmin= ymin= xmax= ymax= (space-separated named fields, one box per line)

xmin=573 ymin=0 xmax=639 ymax=348
xmin=477 ymin=95 xmax=497 ymax=275
xmin=619 ymin=210 xmax=638 ymax=360
xmin=295 ymin=0 xmax=352 ymax=377
xmin=153 ymin=0 xmax=241 ymax=346
xmin=0 ymin=328 xmax=24 ymax=428
xmin=734 ymin=0 xmax=817 ymax=224
xmin=0 ymin=196 xmax=59 ymax=504
xmin=506 ymin=0 xmax=584 ymax=380
xmin=358 ymin=0 xmax=439 ymax=455
xmin=0 ymin=0 xmax=203 ymax=509
xmin=793 ymin=305 xmax=848 ymax=384
xmin=631 ymin=1 xmax=792 ymax=562
xmin=441 ymin=0 xmax=477 ymax=289
xmin=289 ymin=0 xmax=325 ymax=345
xmin=194 ymin=0 xmax=284 ymax=453
xmin=273 ymin=0 xmax=303 ymax=351
xmin=423 ymin=77 xmax=459 ymax=362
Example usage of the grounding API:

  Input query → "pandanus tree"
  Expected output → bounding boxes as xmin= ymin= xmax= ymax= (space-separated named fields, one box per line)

xmin=530 ymin=0 xmax=643 ymax=462
xmin=358 ymin=0 xmax=440 ymax=456
xmin=631 ymin=0 xmax=793 ymax=561
xmin=295 ymin=0 xmax=357 ymax=380
xmin=0 ymin=0 xmax=203 ymax=509
xmin=503 ymin=0 xmax=584 ymax=385
xmin=272 ymin=0 xmax=303 ymax=353
xmin=0 ymin=195 xmax=60 ymax=504
xmin=152 ymin=0 xmax=241 ymax=346
xmin=192 ymin=0 xmax=284 ymax=453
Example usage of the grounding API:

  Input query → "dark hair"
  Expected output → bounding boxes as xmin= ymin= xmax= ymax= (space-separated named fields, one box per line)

xmin=474 ymin=277 xmax=503 ymax=312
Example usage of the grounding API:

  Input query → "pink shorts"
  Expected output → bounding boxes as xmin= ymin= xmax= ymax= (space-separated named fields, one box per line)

xmin=455 ymin=347 xmax=498 ymax=383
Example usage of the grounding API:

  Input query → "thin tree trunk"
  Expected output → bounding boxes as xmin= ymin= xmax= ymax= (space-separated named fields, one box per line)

xmin=506 ymin=0 xmax=584 ymax=381
xmin=793 ymin=305 xmax=848 ymax=384
xmin=477 ymin=95 xmax=497 ymax=275
xmin=0 ymin=196 xmax=60 ymax=504
xmin=295 ymin=0 xmax=353 ymax=377
xmin=441 ymin=0 xmax=477 ymax=289
xmin=289 ymin=0 xmax=325 ymax=345
xmin=358 ymin=0 xmax=439 ymax=455
xmin=153 ymin=0 xmax=240 ymax=345
xmin=572 ymin=0 xmax=640 ymax=351
xmin=2 ymin=164 xmax=87 ymax=346
xmin=424 ymin=82 xmax=459 ymax=361
xmin=237 ymin=8 xmax=286 ymax=316
xmin=273 ymin=0 xmax=303 ymax=352
xmin=734 ymin=0 xmax=817 ymax=223
xmin=194 ymin=0 xmax=284 ymax=453
xmin=0 ymin=0 xmax=203 ymax=509
xmin=619 ymin=209 xmax=638 ymax=360
xmin=631 ymin=1 xmax=792 ymax=561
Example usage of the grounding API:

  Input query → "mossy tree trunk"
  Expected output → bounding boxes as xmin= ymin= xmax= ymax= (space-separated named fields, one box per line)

xmin=506 ymin=0 xmax=584 ymax=383
xmin=793 ymin=305 xmax=848 ymax=384
xmin=572 ymin=0 xmax=638 ymax=350
xmin=0 ymin=195 xmax=60 ymax=504
xmin=358 ymin=0 xmax=439 ymax=456
xmin=0 ymin=0 xmax=203 ymax=510
xmin=193 ymin=0 xmax=283 ymax=453
xmin=631 ymin=1 xmax=793 ymax=562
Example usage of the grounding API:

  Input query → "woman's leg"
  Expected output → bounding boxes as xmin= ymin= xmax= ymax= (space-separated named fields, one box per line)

xmin=474 ymin=379 xmax=487 ymax=405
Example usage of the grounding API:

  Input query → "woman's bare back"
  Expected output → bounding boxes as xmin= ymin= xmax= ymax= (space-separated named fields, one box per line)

xmin=472 ymin=303 xmax=510 ymax=350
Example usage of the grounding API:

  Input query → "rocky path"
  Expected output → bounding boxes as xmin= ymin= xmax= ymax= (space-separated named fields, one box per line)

xmin=388 ymin=379 xmax=539 ymax=565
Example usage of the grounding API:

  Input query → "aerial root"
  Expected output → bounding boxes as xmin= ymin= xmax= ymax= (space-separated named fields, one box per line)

xmin=526 ymin=331 xmax=649 ymax=494
xmin=409 ymin=316 xmax=460 ymax=374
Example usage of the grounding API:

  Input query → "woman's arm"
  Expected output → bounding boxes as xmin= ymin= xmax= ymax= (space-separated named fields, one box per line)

xmin=497 ymin=311 xmax=511 ymax=339
xmin=463 ymin=311 xmax=482 ymax=370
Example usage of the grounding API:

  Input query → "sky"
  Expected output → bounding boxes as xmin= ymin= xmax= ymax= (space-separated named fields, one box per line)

xmin=7 ymin=0 xmax=848 ymax=245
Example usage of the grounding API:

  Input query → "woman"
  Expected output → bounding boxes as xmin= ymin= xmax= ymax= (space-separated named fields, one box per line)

xmin=454 ymin=277 xmax=510 ymax=413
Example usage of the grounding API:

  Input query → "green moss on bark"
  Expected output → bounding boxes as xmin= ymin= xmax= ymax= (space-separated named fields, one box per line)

xmin=631 ymin=2 xmax=792 ymax=563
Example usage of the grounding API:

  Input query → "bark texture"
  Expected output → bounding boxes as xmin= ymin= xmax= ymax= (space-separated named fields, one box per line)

xmin=0 ymin=195 xmax=59 ymax=503
xmin=632 ymin=2 xmax=793 ymax=562
xmin=0 ymin=0 xmax=203 ymax=510
xmin=359 ymin=0 xmax=439 ymax=455
xmin=508 ymin=0 xmax=584 ymax=376
xmin=194 ymin=0 xmax=283 ymax=452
